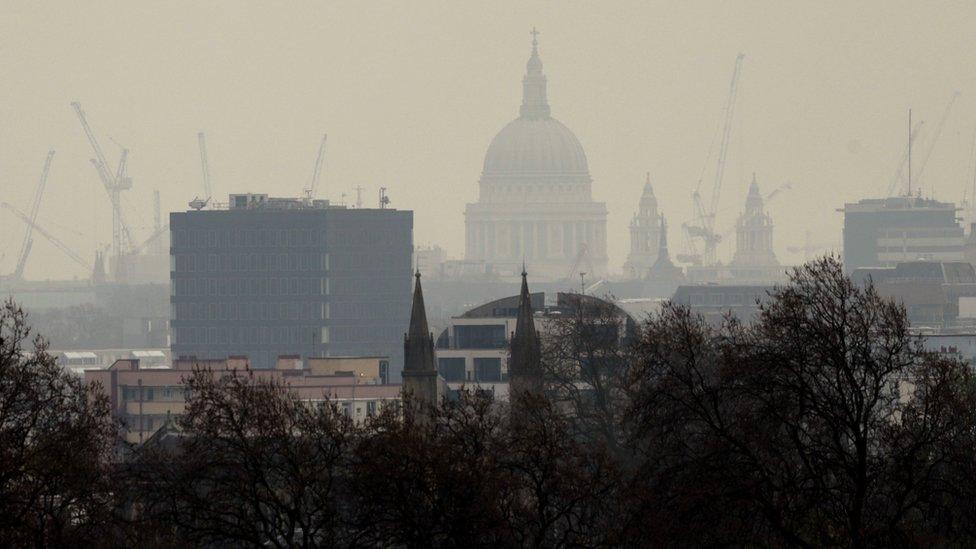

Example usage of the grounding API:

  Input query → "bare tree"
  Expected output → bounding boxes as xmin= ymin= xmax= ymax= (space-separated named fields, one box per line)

xmin=128 ymin=366 xmax=356 ymax=548
xmin=500 ymin=392 xmax=623 ymax=548
xmin=541 ymin=294 xmax=635 ymax=457
xmin=349 ymin=390 xmax=510 ymax=547
xmin=627 ymin=257 xmax=976 ymax=546
xmin=0 ymin=300 xmax=117 ymax=547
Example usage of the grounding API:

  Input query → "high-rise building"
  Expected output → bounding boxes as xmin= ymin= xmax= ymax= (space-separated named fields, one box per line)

xmin=170 ymin=194 xmax=412 ymax=372
xmin=464 ymin=30 xmax=608 ymax=281
xmin=623 ymin=174 xmax=662 ymax=278
xmin=840 ymin=195 xmax=964 ymax=272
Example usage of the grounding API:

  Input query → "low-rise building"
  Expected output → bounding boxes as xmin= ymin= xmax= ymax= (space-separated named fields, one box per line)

xmin=85 ymin=355 xmax=399 ymax=443
xmin=434 ymin=291 xmax=635 ymax=399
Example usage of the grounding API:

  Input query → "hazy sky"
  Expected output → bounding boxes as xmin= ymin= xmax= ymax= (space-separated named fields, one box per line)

xmin=3 ymin=1 xmax=976 ymax=279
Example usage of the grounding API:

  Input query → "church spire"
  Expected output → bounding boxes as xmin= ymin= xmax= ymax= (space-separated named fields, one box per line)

xmin=402 ymin=271 xmax=440 ymax=411
xmin=658 ymin=218 xmax=670 ymax=259
xmin=519 ymin=27 xmax=551 ymax=119
xmin=509 ymin=269 xmax=543 ymax=397
xmin=404 ymin=271 xmax=435 ymax=373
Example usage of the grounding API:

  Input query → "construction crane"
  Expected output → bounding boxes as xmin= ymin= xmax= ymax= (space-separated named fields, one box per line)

xmin=71 ymin=101 xmax=134 ymax=260
xmin=11 ymin=150 xmax=55 ymax=280
xmin=565 ymin=243 xmax=595 ymax=284
xmin=304 ymin=134 xmax=327 ymax=199
xmin=914 ymin=91 xmax=960 ymax=191
xmin=1 ymin=201 xmax=92 ymax=273
xmin=190 ymin=132 xmax=213 ymax=210
xmin=129 ymin=223 xmax=170 ymax=256
xmin=151 ymin=189 xmax=164 ymax=255
xmin=682 ymin=54 xmax=745 ymax=266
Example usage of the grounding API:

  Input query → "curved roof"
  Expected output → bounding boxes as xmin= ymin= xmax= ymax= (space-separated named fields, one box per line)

xmin=482 ymin=117 xmax=589 ymax=177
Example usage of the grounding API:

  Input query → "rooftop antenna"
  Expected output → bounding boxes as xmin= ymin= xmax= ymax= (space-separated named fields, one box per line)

xmin=355 ymin=185 xmax=364 ymax=208
xmin=378 ymin=187 xmax=390 ymax=209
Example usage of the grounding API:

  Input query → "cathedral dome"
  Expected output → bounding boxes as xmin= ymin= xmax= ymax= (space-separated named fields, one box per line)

xmin=481 ymin=29 xmax=590 ymax=179
xmin=483 ymin=117 xmax=589 ymax=176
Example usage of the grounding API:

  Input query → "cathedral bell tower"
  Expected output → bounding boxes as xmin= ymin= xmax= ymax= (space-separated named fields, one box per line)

xmin=731 ymin=174 xmax=779 ymax=268
xmin=623 ymin=173 xmax=662 ymax=278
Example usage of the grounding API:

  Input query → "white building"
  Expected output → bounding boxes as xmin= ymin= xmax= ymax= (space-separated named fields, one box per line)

xmin=464 ymin=30 xmax=608 ymax=281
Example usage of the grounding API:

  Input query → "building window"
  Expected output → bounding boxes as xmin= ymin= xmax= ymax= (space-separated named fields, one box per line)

xmin=438 ymin=357 xmax=466 ymax=382
xmin=474 ymin=358 xmax=502 ymax=382
xmin=455 ymin=324 xmax=507 ymax=349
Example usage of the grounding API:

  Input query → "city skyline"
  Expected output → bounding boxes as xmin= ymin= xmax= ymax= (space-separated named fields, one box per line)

xmin=4 ymin=2 xmax=976 ymax=279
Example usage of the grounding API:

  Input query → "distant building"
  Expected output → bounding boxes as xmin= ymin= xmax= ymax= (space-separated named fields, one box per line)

xmin=56 ymin=348 xmax=169 ymax=375
xmin=840 ymin=195 xmax=964 ymax=272
xmin=463 ymin=30 xmax=608 ymax=281
xmin=85 ymin=355 xmax=398 ymax=443
xmin=413 ymin=245 xmax=447 ymax=278
xmin=606 ymin=217 xmax=685 ymax=299
xmin=671 ymin=284 xmax=775 ymax=327
xmin=852 ymin=260 xmax=976 ymax=329
xmin=434 ymin=289 xmax=634 ymax=399
xmin=169 ymin=193 xmax=412 ymax=373
xmin=623 ymin=174 xmax=662 ymax=278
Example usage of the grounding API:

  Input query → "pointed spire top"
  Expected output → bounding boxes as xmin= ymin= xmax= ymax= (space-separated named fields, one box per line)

xmin=642 ymin=172 xmax=655 ymax=196
xmin=407 ymin=270 xmax=430 ymax=345
xmin=510 ymin=267 xmax=541 ymax=391
xmin=520 ymin=27 xmax=551 ymax=119
xmin=749 ymin=172 xmax=760 ymax=195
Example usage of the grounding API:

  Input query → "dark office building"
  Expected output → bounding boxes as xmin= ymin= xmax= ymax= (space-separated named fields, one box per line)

xmin=840 ymin=196 xmax=964 ymax=272
xmin=170 ymin=194 xmax=412 ymax=374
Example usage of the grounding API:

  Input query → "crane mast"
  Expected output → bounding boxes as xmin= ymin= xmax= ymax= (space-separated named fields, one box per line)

xmin=198 ymin=132 xmax=213 ymax=201
xmin=13 ymin=150 xmax=55 ymax=280
xmin=152 ymin=189 xmax=163 ymax=255
xmin=2 ymin=201 xmax=92 ymax=273
xmin=306 ymin=134 xmax=328 ymax=199
xmin=682 ymin=54 xmax=745 ymax=266
xmin=71 ymin=101 xmax=134 ymax=264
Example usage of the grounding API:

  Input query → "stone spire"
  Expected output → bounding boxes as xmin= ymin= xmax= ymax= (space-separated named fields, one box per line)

xmin=645 ymin=217 xmax=686 ymax=298
xmin=402 ymin=271 xmax=440 ymax=409
xmin=651 ymin=218 xmax=677 ymax=272
xmin=519 ymin=27 xmax=551 ymax=119
xmin=509 ymin=268 xmax=543 ymax=397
